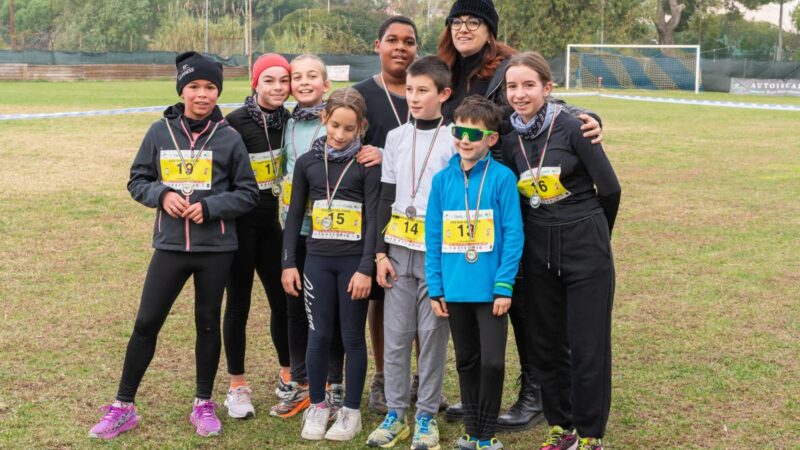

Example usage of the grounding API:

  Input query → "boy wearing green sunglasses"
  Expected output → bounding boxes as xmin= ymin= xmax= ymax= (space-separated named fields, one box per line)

xmin=426 ymin=95 xmax=524 ymax=450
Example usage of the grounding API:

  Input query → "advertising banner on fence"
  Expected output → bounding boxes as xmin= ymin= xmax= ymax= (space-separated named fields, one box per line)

xmin=730 ymin=78 xmax=800 ymax=96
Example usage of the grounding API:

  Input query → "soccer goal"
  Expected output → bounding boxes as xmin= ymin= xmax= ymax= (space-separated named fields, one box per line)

xmin=566 ymin=44 xmax=701 ymax=94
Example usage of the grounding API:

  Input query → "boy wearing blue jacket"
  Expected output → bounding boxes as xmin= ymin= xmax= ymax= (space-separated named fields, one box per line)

xmin=426 ymin=95 xmax=523 ymax=450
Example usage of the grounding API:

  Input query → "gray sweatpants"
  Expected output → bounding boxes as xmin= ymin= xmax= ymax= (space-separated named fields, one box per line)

xmin=383 ymin=244 xmax=450 ymax=417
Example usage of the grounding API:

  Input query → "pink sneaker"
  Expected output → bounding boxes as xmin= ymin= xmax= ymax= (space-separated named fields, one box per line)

xmin=189 ymin=400 xmax=222 ymax=437
xmin=88 ymin=403 xmax=139 ymax=439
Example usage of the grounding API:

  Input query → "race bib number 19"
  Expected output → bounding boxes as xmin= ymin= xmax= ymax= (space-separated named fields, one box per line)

xmin=160 ymin=150 xmax=213 ymax=191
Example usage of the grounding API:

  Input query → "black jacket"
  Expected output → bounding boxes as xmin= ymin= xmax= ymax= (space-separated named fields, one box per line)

xmin=128 ymin=103 xmax=259 ymax=252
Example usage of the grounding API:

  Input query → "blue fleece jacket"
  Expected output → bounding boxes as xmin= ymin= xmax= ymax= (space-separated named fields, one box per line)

xmin=425 ymin=152 xmax=523 ymax=302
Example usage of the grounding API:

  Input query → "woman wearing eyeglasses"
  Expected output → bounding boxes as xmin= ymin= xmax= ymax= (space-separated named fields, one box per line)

xmin=437 ymin=0 xmax=606 ymax=433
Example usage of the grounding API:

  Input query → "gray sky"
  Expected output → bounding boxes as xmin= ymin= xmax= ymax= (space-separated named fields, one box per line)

xmin=741 ymin=0 xmax=799 ymax=32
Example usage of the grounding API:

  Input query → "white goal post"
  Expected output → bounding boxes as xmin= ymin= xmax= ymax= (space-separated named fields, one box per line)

xmin=566 ymin=44 xmax=701 ymax=94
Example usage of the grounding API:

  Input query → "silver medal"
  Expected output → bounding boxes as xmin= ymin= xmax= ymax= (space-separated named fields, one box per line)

xmin=529 ymin=194 xmax=542 ymax=209
xmin=181 ymin=182 xmax=195 ymax=196
xmin=405 ymin=206 xmax=417 ymax=219
xmin=321 ymin=215 xmax=333 ymax=230
xmin=465 ymin=248 xmax=479 ymax=264
xmin=271 ymin=184 xmax=282 ymax=197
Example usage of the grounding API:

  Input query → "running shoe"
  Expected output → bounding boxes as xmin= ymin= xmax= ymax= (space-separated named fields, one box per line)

xmin=578 ymin=437 xmax=604 ymax=450
xmin=368 ymin=372 xmax=388 ymax=414
xmin=324 ymin=406 xmax=362 ymax=441
xmin=224 ymin=386 xmax=255 ymax=419
xmin=477 ymin=437 xmax=504 ymax=450
xmin=269 ymin=381 xmax=310 ymax=418
xmin=275 ymin=370 xmax=292 ymax=400
xmin=189 ymin=400 xmax=221 ymax=437
xmin=366 ymin=410 xmax=410 ymax=447
xmin=88 ymin=402 xmax=139 ymax=439
xmin=452 ymin=434 xmax=478 ymax=450
xmin=540 ymin=425 xmax=578 ymax=450
xmin=411 ymin=413 xmax=440 ymax=450
xmin=300 ymin=403 xmax=330 ymax=440
xmin=326 ymin=383 xmax=345 ymax=418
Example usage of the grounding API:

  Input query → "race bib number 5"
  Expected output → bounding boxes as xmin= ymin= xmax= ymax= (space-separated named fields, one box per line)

xmin=385 ymin=214 xmax=425 ymax=251
xmin=517 ymin=167 xmax=571 ymax=204
xmin=160 ymin=150 xmax=213 ymax=191
xmin=311 ymin=199 xmax=362 ymax=241
xmin=442 ymin=210 xmax=494 ymax=253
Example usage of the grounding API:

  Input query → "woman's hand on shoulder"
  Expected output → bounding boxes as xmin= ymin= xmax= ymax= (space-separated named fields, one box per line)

xmin=356 ymin=145 xmax=382 ymax=167
xmin=578 ymin=113 xmax=603 ymax=144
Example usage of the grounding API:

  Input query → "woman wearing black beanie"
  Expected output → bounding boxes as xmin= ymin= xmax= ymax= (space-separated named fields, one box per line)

xmin=437 ymin=0 xmax=606 ymax=440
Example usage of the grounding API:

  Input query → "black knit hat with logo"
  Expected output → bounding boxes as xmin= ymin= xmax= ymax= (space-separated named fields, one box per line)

xmin=175 ymin=51 xmax=224 ymax=95
xmin=447 ymin=0 xmax=499 ymax=38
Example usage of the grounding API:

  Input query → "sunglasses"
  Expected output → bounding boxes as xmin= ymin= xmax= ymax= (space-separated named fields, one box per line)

xmin=452 ymin=126 xmax=495 ymax=142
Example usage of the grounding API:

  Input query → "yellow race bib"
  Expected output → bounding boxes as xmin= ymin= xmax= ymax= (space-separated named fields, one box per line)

xmin=442 ymin=210 xmax=494 ymax=253
xmin=160 ymin=150 xmax=213 ymax=191
xmin=311 ymin=199 xmax=362 ymax=241
xmin=250 ymin=149 xmax=283 ymax=189
xmin=517 ymin=167 xmax=571 ymax=204
xmin=385 ymin=214 xmax=426 ymax=251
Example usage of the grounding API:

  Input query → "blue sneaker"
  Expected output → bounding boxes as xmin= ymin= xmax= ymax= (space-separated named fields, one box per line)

xmin=366 ymin=410 xmax=410 ymax=447
xmin=412 ymin=413 xmax=440 ymax=450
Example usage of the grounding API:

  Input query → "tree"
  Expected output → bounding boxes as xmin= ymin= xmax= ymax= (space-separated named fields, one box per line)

xmin=656 ymin=0 xmax=686 ymax=45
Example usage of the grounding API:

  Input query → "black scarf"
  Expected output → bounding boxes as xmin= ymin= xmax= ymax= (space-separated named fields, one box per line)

xmin=310 ymin=135 xmax=361 ymax=164
xmin=244 ymin=95 xmax=289 ymax=131
xmin=292 ymin=102 xmax=326 ymax=122
xmin=511 ymin=104 xmax=548 ymax=141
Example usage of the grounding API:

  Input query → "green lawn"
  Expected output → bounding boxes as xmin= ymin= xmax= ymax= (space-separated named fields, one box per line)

xmin=0 ymin=81 xmax=798 ymax=449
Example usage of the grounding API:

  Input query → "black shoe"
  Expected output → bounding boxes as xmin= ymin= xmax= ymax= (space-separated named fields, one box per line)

xmin=445 ymin=401 xmax=464 ymax=422
xmin=497 ymin=371 xmax=545 ymax=432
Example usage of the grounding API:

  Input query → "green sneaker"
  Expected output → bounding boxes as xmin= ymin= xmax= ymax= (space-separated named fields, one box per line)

xmin=411 ymin=413 xmax=440 ymax=450
xmin=578 ymin=437 xmax=603 ymax=450
xmin=452 ymin=434 xmax=478 ymax=450
xmin=367 ymin=411 xmax=410 ymax=447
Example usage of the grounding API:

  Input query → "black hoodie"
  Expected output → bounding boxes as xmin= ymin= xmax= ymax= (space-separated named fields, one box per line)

xmin=127 ymin=103 xmax=259 ymax=252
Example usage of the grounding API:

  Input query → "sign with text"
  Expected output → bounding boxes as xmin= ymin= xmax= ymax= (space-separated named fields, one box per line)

xmin=730 ymin=78 xmax=800 ymax=97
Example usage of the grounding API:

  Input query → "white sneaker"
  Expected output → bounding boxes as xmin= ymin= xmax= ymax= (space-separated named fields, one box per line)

xmin=301 ymin=404 xmax=330 ymax=440
xmin=224 ymin=386 xmax=255 ymax=419
xmin=324 ymin=406 xmax=362 ymax=441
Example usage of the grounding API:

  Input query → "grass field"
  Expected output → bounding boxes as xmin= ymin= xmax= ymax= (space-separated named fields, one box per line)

xmin=1 ymin=80 xmax=799 ymax=449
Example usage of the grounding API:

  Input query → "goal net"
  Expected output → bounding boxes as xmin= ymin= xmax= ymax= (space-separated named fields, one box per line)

xmin=566 ymin=45 xmax=701 ymax=93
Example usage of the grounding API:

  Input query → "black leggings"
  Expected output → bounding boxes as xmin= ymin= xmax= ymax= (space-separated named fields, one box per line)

xmin=303 ymin=254 xmax=369 ymax=409
xmin=285 ymin=241 xmax=344 ymax=385
xmin=223 ymin=208 xmax=290 ymax=375
xmin=448 ymin=302 xmax=508 ymax=441
xmin=116 ymin=250 xmax=234 ymax=402
xmin=525 ymin=214 xmax=615 ymax=439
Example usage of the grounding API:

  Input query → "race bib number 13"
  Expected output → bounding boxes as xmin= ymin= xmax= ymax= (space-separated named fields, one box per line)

xmin=442 ymin=209 xmax=494 ymax=253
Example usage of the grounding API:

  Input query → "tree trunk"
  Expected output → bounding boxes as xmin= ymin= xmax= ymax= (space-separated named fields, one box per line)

xmin=656 ymin=0 xmax=686 ymax=45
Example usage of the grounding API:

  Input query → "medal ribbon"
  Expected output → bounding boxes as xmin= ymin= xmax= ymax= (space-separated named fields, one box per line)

xmin=379 ymin=73 xmax=411 ymax=128
xmin=323 ymin=152 xmax=357 ymax=211
xmin=462 ymin=157 xmax=491 ymax=245
xmin=410 ymin=118 xmax=444 ymax=205
xmin=516 ymin=107 xmax=560 ymax=195
xmin=261 ymin=111 xmax=285 ymax=180
xmin=164 ymin=118 xmax=220 ymax=175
